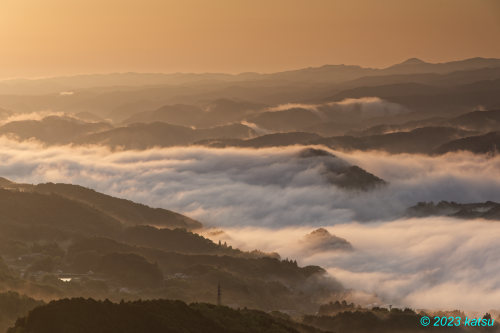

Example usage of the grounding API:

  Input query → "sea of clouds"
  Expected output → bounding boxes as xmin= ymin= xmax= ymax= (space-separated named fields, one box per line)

xmin=212 ymin=219 xmax=500 ymax=312
xmin=1 ymin=140 xmax=498 ymax=226
xmin=0 ymin=138 xmax=499 ymax=311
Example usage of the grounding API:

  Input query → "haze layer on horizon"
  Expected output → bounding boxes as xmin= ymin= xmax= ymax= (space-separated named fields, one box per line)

xmin=1 ymin=0 xmax=499 ymax=78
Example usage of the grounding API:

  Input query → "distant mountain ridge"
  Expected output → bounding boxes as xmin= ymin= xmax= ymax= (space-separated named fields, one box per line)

xmin=77 ymin=122 xmax=257 ymax=149
xmin=434 ymin=131 xmax=500 ymax=155
xmin=0 ymin=116 xmax=112 ymax=144
xmin=0 ymin=57 xmax=498 ymax=155
xmin=0 ymin=116 xmax=257 ymax=148
xmin=198 ymin=110 xmax=500 ymax=155
xmin=383 ymin=57 xmax=500 ymax=74
xmin=0 ymin=57 xmax=499 ymax=122
xmin=0 ymin=57 xmax=499 ymax=95
xmin=0 ymin=109 xmax=498 ymax=155
xmin=121 ymin=99 xmax=266 ymax=128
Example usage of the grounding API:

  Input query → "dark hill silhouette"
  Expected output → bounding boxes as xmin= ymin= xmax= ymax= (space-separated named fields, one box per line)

xmin=326 ymin=79 xmax=500 ymax=118
xmin=64 ymin=235 xmax=339 ymax=311
xmin=451 ymin=109 xmax=500 ymax=132
xmin=316 ymin=127 xmax=475 ymax=154
xmin=434 ymin=131 xmax=500 ymax=155
xmin=260 ymin=64 xmax=376 ymax=84
xmin=0 ymin=292 xmax=43 ymax=333
xmin=97 ymin=252 xmax=164 ymax=288
xmin=197 ymin=127 xmax=476 ymax=155
xmin=1 ymin=57 xmax=500 ymax=119
xmin=0 ymin=115 xmax=257 ymax=148
xmin=67 ymin=236 xmax=326 ymax=282
xmin=203 ymin=98 xmax=266 ymax=123
xmin=298 ymin=148 xmax=385 ymax=190
xmin=351 ymin=109 xmax=500 ymax=136
xmin=122 ymin=104 xmax=204 ymax=127
xmin=31 ymin=183 xmax=201 ymax=229
xmin=1 ymin=57 xmax=499 ymax=97
xmin=258 ymin=57 xmax=500 ymax=84
xmin=122 ymin=99 xmax=266 ymax=128
xmin=0 ymin=116 xmax=112 ymax=144
xmin=303 ymin=306 xmax=482 ymax=333
xmin=302 ymin=228 xmax=353 ymax=252
xmin=407 ymin=201 xmax=500 ymax=220
xmin=107 ymin=99 xmax=162 ymax=122
xmin=0 ymin=178 xmax=342 ymax=311
xmin=197 ymin=132 xmax=322 ymax=148
xmin=120 ymin=226 xmax=222 ymax=253
xmin=77 ymin=122 xmax=256 ymax=149
xmin=247 ymin=108 xmax=323 ymax=132
xmin=0 ymin=188 xmax=121 ymax=237
xmin=339 ymin=67 xmax=500 ymax=92
xmin=0 ymin=180 xmax=201 ymax=230
xmin=383 ymin=57 xmax=500 ymax=75
xmin=12 ymin=297 xmax=492 ymax=333
xmin=8 ymin=298 xmax=326 ymax=333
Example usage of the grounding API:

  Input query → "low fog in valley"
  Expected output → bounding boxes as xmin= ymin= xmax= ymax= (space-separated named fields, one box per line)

xmin=0 ymin=56 xmax=499 ymax=332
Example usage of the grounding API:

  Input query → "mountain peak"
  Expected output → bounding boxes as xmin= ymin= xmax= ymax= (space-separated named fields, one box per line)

xmin=399 ymin=58 xmax=427 ymax=65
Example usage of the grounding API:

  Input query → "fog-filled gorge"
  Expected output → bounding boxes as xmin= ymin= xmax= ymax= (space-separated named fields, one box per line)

xmin=1 ymin=138 xmax=499 ymax=313
xmin=210 ymin=219 xmax=500 ymax=312
xmin=1 ymin=140 xmax=498 ymax=225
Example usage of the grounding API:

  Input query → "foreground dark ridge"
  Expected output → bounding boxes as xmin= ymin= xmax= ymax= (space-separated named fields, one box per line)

xmin=8 ymin=298 xmax=326 ymax=333
xmin=9 ymin=298 xmax=498 ymax=333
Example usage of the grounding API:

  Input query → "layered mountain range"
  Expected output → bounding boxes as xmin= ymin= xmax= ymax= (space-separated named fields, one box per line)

xmin=0 ymin=57 xmax=498 ymax=155
xmin=1 ymin=57 xmax=499 ymax=331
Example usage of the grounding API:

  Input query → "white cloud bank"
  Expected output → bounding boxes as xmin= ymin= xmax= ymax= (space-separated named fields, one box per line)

xmin=0 ymin=138 xmax=499 ymax=311
xmin=211 ymin=218 xmax=500 ymax=313
xmin=0 ymin=140 xmax=498 ymax=226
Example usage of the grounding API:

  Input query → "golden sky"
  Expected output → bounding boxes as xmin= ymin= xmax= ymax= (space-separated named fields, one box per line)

xmin=1 ymin=0 xmax=499 ymax=78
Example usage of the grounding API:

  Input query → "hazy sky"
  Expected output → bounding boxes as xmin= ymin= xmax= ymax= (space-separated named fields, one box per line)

xmin=1 ymin=0 xmax=499 ymax=78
